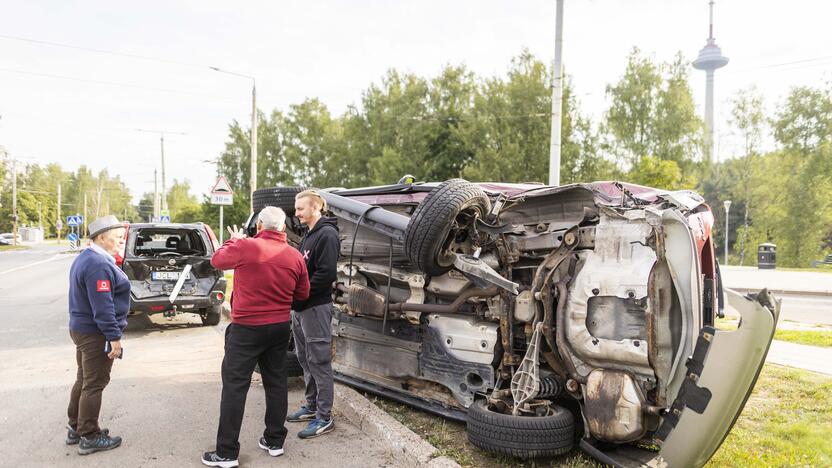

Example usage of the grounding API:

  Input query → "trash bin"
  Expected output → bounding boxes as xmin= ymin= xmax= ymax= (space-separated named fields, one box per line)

xmin=757 ymin=243 xmax=776 ymax=269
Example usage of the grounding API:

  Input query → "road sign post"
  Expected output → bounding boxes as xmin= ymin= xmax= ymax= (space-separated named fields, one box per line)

xmin=210 ymin=176 xmax=234 ymax=243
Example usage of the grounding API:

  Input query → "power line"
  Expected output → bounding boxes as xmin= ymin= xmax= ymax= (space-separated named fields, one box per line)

xmin=0 ymin=67 xmax=238 ymax=101
xmin=0 ymin=33 xmax=206 ymax=69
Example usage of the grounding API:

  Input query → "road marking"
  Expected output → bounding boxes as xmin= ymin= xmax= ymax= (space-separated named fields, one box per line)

xmin=0 ymin=254 xmax=63 ymax=276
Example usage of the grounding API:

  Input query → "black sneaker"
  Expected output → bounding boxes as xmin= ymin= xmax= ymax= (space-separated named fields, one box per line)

xmin=66 ymin=426 xmax=108 ymax=445
xmin=78 ymin=432 xmax=122 ymax=455
xmin=201 ymin=451 xmax=239 ymax=467
xmin=258 ymin=436 xmax=284 ymax=457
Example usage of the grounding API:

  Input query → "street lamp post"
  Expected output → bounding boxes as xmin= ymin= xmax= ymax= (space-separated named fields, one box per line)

xmin=210 ymin=67 xmax=257 ymax=212
xmin=723 ymin=200 xmax=732 ymax=265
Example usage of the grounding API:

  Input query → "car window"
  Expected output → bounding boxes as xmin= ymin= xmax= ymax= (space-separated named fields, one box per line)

xmin=131 ymin=228 xmax=207 ymax=257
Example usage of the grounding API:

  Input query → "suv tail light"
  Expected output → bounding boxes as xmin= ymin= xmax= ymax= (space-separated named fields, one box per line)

xmin=205 ymin=225 xmax=220 ymax=251
xmin=115 ymin=223 xmax=129 ymax=267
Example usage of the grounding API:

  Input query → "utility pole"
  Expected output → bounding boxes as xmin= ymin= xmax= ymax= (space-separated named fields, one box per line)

xmin=209 ymin=66 xmax=257 ymax=211
xmin=724 ymin=200 xmax=732 ymax=265
xmin=57 ymin=183 xmax=61 ymax=243
xmin=137 ymin=128 xmax=185 ymax=216
xmin=83 ymin=193 xmax=88 ymax=236
xmin=548 ymin=0 xmax=565 ymax=187
xmin=154 ymin=168 xmax=159 ymax=221
xmin=11 ymin=158 xmax=18 ymax=246
xmin=160 ymin=134 xmax=167 ymax=212
xmin=251 ymin=82 xmax=258 ymax=212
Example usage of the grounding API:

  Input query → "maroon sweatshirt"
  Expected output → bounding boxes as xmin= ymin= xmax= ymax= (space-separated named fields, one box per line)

xmin=211 ymin=230 xmax=310 ymax=326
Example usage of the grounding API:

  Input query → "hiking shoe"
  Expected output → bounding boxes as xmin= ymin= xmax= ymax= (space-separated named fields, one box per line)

xmin=201 ymin=451 xmax=239 ymax=468
xmin=298 ymin=417 xmax=334 ymax=439
xmin=286 ymin=405 xmax=316 ymax=422
xmin=78 ymin=432 xmax=122 ymax=455
xmin=258 ymin=436 xmax=284 ymax=457
xmin=66 ymin=426 xmax=108 ymax=445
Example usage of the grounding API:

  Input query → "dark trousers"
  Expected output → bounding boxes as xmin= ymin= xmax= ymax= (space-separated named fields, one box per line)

xmin=216 ymin=321 xmax=291 ymax=459
xmin=67 ymin=330 xmax=114 ymax=437
xmin=292 ymin=303 xmax=334 ymax=421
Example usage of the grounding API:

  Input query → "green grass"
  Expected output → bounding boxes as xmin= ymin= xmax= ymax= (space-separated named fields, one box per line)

xmin=774 ymin=329 xmax=832 ymax=347
xmin=368 ymin=364 xmax=830 ymax=467
xmin=224 ymin=272 xmax=234 ymax=302
xmin=0 ymin=244 xmax=29 ymax=251
xmin=708 ymin=364 xmax=832 ymax=467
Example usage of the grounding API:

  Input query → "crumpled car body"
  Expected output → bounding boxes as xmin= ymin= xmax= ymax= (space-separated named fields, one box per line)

xmin=251 ymin=179 xmax=779 ymax=466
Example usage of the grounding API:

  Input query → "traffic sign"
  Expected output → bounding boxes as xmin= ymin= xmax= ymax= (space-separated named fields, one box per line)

xmin=160 ymin=215 xmax=171 ymax=223
xmin=210 ymin=193 xmax=233 ymax=205
xmin=66 ymin=215 xmax=83 ymax=226
xmin=210 ymin=176 xmax=234 ymax=206
xmin=210 ymin=176 xmax=233 ymax=194
xmin=67 ymin=233 xmax=78 ymax=242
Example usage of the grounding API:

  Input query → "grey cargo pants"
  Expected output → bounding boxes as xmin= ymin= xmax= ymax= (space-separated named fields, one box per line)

xmin=292 ymin=303 xmax=334 ymax=420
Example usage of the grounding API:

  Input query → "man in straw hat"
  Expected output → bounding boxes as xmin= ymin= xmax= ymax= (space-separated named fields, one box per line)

xmin=66 ymin=215 xmax=129 ymax=455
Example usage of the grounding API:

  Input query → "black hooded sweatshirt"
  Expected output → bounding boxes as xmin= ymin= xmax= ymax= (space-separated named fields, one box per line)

xmin=292 ymin=217 xmax=340 ymax=311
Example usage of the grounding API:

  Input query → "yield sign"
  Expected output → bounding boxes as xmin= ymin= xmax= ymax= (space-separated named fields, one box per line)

xmin=210 ymin=176 xmax=233 ymax=194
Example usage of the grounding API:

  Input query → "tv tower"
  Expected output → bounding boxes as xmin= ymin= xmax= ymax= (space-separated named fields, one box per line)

xmin=693 ymin=0 xmax=729 ymax=163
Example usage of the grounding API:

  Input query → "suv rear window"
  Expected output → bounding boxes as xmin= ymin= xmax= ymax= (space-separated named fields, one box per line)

xmin=132 ymin=228 xmax=207 ymax=257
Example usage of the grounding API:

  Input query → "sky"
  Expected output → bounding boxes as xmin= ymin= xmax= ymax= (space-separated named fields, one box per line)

xmin=1 ymin=0 xmax=830 ymax=204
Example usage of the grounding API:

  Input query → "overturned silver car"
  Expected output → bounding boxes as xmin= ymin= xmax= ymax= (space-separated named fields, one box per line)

xmin=251 ymin=179 xmax=779 ymax=466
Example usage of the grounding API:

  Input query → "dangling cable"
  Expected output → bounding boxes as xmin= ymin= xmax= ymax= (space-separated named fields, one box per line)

xmin=382 ymin=237 xmax=394 ymax=336
xmin=347 ymin=205 xmax=379 ymax=286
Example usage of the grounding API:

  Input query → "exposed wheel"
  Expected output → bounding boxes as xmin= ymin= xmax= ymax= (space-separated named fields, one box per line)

xmin=403 ymin=178 xmax=491 ymax=276
xmin=466 ymin=399 xmax=574 ymax=459
xmin=201 ymin=305 xmax=222 ymax=326
xmin=251 ymin=186 xmax=308 ymax=243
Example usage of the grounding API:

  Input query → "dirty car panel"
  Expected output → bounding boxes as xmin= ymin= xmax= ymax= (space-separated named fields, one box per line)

xmin=254 ymin=179 xmax=777 ymax=465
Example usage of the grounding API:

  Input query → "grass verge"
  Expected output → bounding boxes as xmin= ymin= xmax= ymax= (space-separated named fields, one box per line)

xmin=369 ymin=395 xmax=597 ymax=467
xmin=368 ymin=364 xmax=830 ymax=467
xmin=707 ymin=364 xmax=832 ymax=467
xmin=774 ymin=329 xmax=832 ymax=347
xmin=0 ymin=244 xmax=29 ymax=251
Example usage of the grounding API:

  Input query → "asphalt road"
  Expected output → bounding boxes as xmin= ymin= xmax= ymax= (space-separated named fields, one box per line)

xmin=0 ymin=245 xmax=402 ymax=467
xmin=775 ymin=293 xmax=832 ymax=326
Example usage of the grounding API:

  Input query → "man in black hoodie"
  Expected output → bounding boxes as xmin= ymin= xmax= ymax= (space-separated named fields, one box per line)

xmin=287 ymin=189 xmax=340 ymax=439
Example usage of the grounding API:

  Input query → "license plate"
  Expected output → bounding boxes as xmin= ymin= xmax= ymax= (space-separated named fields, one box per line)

xmin=152 ymin=271 xmax=189 ymax=281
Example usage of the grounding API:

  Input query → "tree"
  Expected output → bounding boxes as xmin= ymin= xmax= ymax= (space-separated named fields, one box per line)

xmin=773 ymin=85 xmax=832 ymax=152
xmin=166 ymin=179 xmax=202 ymax=223
xmin=727 ymin=87 xmax=765 ymax=265
xmin=604 ymin=48 xmax=702 ymax=169
xmin=462 ymin=51 xmax=613 ymax=184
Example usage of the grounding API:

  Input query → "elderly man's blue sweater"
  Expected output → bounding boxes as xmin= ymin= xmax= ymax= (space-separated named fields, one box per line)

xmin=68 ymin=248 xmax=130 ymax=341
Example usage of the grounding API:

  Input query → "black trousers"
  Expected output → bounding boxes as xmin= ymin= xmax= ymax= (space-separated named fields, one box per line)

xmin=216 ymin=321 xmax=291 ymax=459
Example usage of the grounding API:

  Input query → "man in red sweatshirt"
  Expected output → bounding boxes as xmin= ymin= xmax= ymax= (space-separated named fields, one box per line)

xmin=202 ymin=206 xmax=310 ymax=468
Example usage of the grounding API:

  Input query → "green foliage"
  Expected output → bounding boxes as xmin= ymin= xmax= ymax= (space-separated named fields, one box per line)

xmin=604 ymin=48 xmax=703 ymax=167
xmin=626 ymin=155 xmax=694 ymax=190
xmin=0 ymin=162 xmax=134 ymax=238
xmin=166 ymin=179 xmax=201 ymax=223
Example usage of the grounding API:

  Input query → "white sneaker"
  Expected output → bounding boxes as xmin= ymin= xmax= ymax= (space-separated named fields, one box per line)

xmin=258 ymin=437 xmax=285 ymax=457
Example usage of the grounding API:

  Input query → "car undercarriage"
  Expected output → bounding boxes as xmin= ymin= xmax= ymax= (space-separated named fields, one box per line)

xmin=251 ymin=178 xmax=779 ymax=466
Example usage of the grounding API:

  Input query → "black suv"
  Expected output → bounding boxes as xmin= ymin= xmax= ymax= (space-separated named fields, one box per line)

xmin=119 ymin=222 xmax=227 ymax=326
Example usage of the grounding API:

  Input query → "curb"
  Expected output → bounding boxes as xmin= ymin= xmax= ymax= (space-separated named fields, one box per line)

xmin=334 ymin=384 xmax=461 ymax=467
xmin=727 ymin=287 xmax=832 ymax=298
